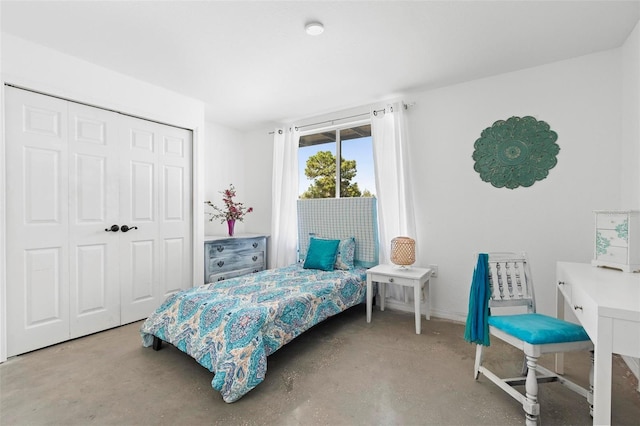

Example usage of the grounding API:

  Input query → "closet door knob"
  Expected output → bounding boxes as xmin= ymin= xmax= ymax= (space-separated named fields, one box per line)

xmin=105 ymin=224 xmax=120 ymax=232
xmin=121 ymin=225 xmax=138 ymax=233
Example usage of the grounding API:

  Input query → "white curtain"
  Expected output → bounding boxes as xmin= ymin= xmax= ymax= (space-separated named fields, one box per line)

xmin=371 ymin=102 xmax=418 ymax=301
xmin=270 ymin=127 xmax=300 ymax=268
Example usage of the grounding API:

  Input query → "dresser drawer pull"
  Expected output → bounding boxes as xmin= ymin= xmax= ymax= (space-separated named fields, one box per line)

xmin=388 ymin=277 xmax=394 ymax=283
xmin=217 ymin=260 xmax=225 ymax=267
xmin=253 ymin=242 xmax=258 ymax=248
xmin=252 ymin=255 xmax=258 ymax=261
xmin=217 ymin=246 xmax=224 ymax=252
xmin=573 ymin=305 xmax=583 ymax=311
xmin=217 ymin=276 xmax=226 ymax=281
xmin=253 ymin=269 xmax=260 ymax=273
xmin=558 ymin=281 xmax=565 ymax=286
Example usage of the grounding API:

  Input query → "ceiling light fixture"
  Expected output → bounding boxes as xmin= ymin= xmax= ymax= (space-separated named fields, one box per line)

xmin=305 ymin=22 xmax=324 ymax=36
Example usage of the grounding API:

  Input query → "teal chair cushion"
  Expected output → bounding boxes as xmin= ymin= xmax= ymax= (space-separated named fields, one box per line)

xmin=488 ymin=313 xmax=590 ymax=345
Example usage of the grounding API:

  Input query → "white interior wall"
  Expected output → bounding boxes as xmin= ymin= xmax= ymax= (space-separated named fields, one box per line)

xmin=203 ymin=121 xmax=245 ymax=237
xmin=621 ymin=20 xmax=640 ymax=209
xmin=241 ymin=129 xmax=274 ymax=238
xmin=409 ymin=49 xmax=623 ymax=321
xmin=0 ymin=34 xmax=206 ymax=362
xmin=620 ymin=18 xmax=640 ymax=387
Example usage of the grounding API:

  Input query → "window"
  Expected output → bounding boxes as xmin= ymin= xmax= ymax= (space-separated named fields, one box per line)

xmin=298 ymin=123 xmax=375 ymax=199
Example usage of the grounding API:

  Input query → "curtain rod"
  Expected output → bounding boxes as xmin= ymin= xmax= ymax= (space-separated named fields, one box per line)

xmin=295 ymin=112 xmax=370 ymax=131
xmin=268 ymin=102 xmax=415 ymax=135
xmin=268 ymin=111 xmax=369 ymax=135
xmin=296 ymin=103 xmax=413 ymax=129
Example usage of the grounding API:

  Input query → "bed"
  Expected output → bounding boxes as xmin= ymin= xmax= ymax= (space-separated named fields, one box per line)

xmin=140 ymin=197 xmax=378 ymax=402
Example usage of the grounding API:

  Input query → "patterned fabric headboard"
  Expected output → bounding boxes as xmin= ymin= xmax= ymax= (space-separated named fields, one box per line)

xmin=297 ymin=197 xmax=379 ymax=268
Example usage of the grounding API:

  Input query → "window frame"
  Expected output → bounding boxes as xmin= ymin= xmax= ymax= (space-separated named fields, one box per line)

xmin=298 ymin=118 xmax=371 ymax=199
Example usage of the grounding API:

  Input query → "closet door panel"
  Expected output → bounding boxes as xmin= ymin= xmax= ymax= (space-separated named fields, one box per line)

xmin=6 ymin=88 xmax=70 ymax=357
xmin=158 ymin=124 xmax=192 ymax=297
xmin=163 ymin=165 xmax=184 ymax=221
xmin=163 ymin=238 xmax=186 ymax=294
xmin=131 ymin=161 xmax=155 ymax=221
xmin=119 ymin=118 xmax=161 ymax=323
xmin=68 ymin=103 xmax=120 ymax=337
xmin=130 ymin=240 xmax=155 ymax=300
xmin=119 ymin=117 xmax=192 ymax=323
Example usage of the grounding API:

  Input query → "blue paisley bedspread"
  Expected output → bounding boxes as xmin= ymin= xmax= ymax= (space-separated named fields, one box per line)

xmin=140 ymin=264 xmax=367 ymax=402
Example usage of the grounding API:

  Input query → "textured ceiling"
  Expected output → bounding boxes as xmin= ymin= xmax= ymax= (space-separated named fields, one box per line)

xmin=2 ymin=1 xmax=639 ymax=130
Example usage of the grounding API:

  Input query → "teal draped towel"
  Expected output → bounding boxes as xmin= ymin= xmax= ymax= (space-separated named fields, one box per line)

xmin=464 ymin=253 xmax=491 ymax=346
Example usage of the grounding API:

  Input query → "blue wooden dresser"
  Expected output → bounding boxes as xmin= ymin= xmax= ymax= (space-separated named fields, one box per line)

xmin=204 ymin=234 xmax=268 ymax=283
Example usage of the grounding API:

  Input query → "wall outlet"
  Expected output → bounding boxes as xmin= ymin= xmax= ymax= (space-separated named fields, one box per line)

xmin=428 ymin=264 xmax=438 ymax=277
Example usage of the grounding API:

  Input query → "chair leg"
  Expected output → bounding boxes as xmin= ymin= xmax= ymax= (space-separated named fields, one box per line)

xmin=524 ymin=355 xmax=540 ymax=426
xmin=521 ymin=354 xmax=528 ymax=376
xmin=474 ymin=344 xmax=484 ymax=380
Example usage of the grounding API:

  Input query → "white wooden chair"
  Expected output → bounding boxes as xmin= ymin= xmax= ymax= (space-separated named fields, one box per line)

xmin=472 ymin=252 xmax=594 ymax=426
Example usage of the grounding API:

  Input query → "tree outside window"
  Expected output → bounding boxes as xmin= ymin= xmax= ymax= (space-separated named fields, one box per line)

xmin=298 ymin=124 xmax=375 ymax=199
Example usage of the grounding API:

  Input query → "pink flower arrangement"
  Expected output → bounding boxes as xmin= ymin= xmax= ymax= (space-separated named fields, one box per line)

xmin=205 ymin=184 xmax=253 ymax=223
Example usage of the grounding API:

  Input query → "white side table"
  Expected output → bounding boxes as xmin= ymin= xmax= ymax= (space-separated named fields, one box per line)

xmin=366 ymin=264 xmax=433 ymax=334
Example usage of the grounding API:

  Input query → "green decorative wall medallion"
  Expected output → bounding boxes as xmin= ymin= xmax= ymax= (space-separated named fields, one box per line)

xmin=472 ymin=116 xmax=559 ymax=189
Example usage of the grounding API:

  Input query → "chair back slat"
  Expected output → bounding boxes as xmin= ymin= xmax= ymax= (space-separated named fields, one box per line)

xmin=486 ymin=252 xmax=535 ymax=312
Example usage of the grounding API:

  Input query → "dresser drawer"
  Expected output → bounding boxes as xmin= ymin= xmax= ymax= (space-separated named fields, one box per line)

xmin=207 ymin=238 xmax=266 ymax=258
xmin=208 ymin=252 xmax=265 ymax=273
xmin=208 ymin=265 xmax=264 ymax=283
xmin=595 ymin=244 xmax=628 ymax=264
xmin=568 ymin=285 xmax=597 ymax=339
xmin=557 ymin=276 xmax=572 ymax=302
xmin=558 ymin=270 xmax=596 ymax=339
xmin=596 ymin=229 xmax=628 ymax=247
xmin=369 ymin=273 xmax=415 ymax=287
xmin=596 ymin=213 xmax=628 ymax=230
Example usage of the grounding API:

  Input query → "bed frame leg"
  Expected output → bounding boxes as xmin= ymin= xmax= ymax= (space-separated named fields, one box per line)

xmin=152 ymin=336 xmax=163 ymax=351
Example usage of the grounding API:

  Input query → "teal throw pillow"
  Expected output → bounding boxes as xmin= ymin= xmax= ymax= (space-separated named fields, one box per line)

xmin=303 ymin=237 xmax=340 ymax=271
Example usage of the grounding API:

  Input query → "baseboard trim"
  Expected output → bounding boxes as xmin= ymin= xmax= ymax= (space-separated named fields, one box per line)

xmin=375 ymin=296 xmax=467 ymax=324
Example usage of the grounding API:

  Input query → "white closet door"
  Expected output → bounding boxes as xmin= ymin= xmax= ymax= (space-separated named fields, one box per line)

xmin=67 ymin=102 xmax=121 ymax=337
xmin=5 ymin=87 xmax=193 ymax=356
xmin=119 ymin=116 xmax=192 ymax=324
xmin=5 ymin=88 xmax=71 ymax=356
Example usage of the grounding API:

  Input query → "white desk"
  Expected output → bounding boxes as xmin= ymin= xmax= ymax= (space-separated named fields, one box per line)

xmin=556 ymin=262 xmax=640 ymax=425
xmin=366 ymin=264 xmax=432 ymax=334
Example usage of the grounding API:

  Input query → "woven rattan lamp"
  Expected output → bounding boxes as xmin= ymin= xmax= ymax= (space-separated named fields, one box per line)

xmin=390 ymin=237 xmax=416 ymax=268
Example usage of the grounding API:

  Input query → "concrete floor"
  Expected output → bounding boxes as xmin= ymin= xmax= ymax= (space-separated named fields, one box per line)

xmin=1 ymin=305 xmax=639 ymax=426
